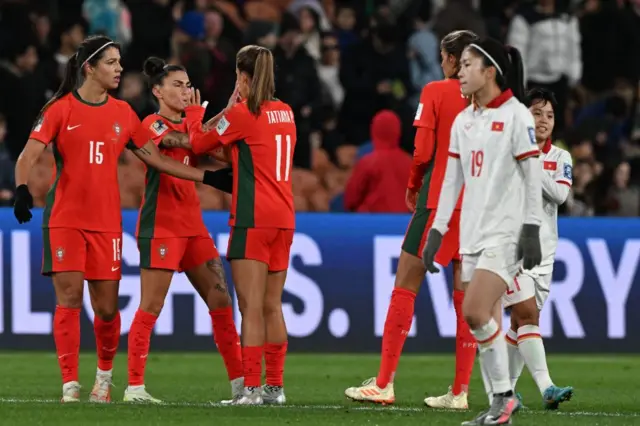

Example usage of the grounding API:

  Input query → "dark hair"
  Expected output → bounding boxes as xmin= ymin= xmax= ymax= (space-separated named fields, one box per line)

xmin=143 ymin=56 xmax=186 ymax=88
xmin=440 ymin=30 xmax=479 ymax=77
xmin=525 ymin=88 xmax=558 ymax=109
xmin=236 ymin=45 xmax=275 ymax=116
xmin=467 ymin=38 xmax=526 ymax=102
xmin=39 ymin=35 xmax=120 ymax=116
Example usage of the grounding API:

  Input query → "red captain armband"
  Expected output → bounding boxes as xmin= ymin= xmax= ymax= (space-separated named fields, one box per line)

xmin=448 ymin=152 xmax=460 ymax=159
xmin=515 ymin=150 xmax=540 ymax=161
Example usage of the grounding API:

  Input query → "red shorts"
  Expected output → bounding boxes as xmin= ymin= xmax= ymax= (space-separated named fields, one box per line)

xmin=42 ymin=228 xmax=122 ymax=280
xmin=227 ymin=227 xmax=294 ymax=272
xmin=401 ymin=208 xmax=461 ymax=267
xmin=138 ymin=235 xmax=219 ymax=272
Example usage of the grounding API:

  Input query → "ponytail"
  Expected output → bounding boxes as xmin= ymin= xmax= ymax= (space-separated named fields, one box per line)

xmin=505 ymin=46 xmax=526 ymax=102
xmin=247 ymin=49 xmax=275 ymax=116
xmin=37 ymin=53 xmax=80 ymax=119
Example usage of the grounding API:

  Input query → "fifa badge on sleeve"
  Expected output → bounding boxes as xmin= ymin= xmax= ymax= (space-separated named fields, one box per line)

xmin=217 ymin=116 xmax=230 ymax=135
xmin=564 ymin=163 xmax=573 ymax=180
xmin=527 ymin=127 xmax=536 ymax=145
xmin=151 ymin=119 xmax=169 ymax=136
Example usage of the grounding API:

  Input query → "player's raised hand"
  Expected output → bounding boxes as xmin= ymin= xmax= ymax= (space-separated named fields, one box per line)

xmin=518 ymin=223 xmax=542 ymax=270
xmin=188 ymin=87 xmax=201 ymax=107
xmin=225 ymin=82 xmax=240 ymax=111
xmin=421 ymin=229 xmax=443 ymax=273
xmin=13 ymin=184 xmax=33 ymax=224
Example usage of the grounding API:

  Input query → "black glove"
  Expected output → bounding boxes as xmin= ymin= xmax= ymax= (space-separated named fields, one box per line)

xmin=14 ymin=184 xmax=33 ymax=224
xmin=518 ymin=223 xmax=542 ymax=270
xmin=203 ymin=168 xmax=233 ymax=194
xmin=421 ymin=228 xmax=443 ymax=273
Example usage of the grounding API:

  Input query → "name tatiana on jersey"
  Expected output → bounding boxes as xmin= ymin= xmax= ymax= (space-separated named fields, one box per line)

xmin=266 ymin=110 xmax=294 ymax=124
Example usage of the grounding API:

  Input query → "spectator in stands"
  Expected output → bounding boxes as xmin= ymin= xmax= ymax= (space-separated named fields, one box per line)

xmin=202 ymin=7 xmax=236 ymax=113
xmin=0 ymin=37 xmax=45 ymax=161
xmin=317 ymin=31 xmax=344 ymax=111
xmin=605 ymin=161 xmax=640 ymax=216
xmin=507 ymin=0 xmax=583 ymax=134
xmin=171 ymin=11 xmax=211 ymax=102
xmin=119 ymin=72 xmax=155 ymax=119
xmin=339 ymin=14 xmax=410 ymax=146
xmin=334 ymin=3 xmax=358 ymax=54
xmin=344 ymin=110 xmax=411 ymax=213
xmin=0 ymin=114 xmax=14 ymax=206
xmin=273 ymin=12 xmax=323 ymax=169
xmin=296 ymin=6 xmax=323 ymax=61
xmin=566 ymin=160 xmax=596 ymax=216
xmin=82 ymin=0 xmax=131 ymax=45
xmin=243 ymin=20 xmax=278 ymax=48
xmin=407 ymin=2 xmax=442 ymax=108
xmin=432 ymin=0 xmax=487 ymax=43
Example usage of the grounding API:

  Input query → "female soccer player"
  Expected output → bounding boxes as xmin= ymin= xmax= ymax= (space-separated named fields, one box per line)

xmin=501 ymin=88 xmax=573 ymax=410
xmin=13 ymin=35 xmax=224 ymax=403
xmin=186 ymin=45 xmax=296 ymax=405
xmin=344 ymin=30 xmax=478 ymax=407
xmin=123 ymin=57 xmax=243 ymax=404
xmin=422 ymin=38 xmax=543 ymax=425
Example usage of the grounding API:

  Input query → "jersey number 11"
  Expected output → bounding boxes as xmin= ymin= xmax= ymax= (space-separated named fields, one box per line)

xmin=275 ymin=134 xmax=292 ymax=182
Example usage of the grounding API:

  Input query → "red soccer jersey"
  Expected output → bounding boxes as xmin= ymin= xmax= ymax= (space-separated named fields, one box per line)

xmin=29 ymin=92 xmax=143 ymax=232
xmin=412 ymin=79 xmax=467 ymax=210
xmin=132 ymin=114 xmax=208 ymax=238
xmin=189 ymin=100 xmax=296 ymax=229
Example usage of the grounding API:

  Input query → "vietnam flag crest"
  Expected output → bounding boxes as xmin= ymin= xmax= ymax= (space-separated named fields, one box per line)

xmin=491 ymin=121 xmax=504 ymax=132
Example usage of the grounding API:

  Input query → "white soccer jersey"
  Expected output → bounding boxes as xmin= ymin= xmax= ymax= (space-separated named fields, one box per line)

xmin=433 ymin=91 xmax=542 ymax=254
xmin=531 ymin=141 xmax=573 ymax=274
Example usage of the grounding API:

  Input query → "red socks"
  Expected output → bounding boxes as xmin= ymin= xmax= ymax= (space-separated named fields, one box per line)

xmin=127 ymin=309 xmax=158 ymax=386
xmin=376 ymin=288 xmax=416 ymax=389
xmin=94 ymin=312 xmax=121 ymax=371
xmin=453 ymin=290 xmax=476 ymax=395
xmin=265 ymin=342 xmax=287 ymax=387
xmin=54 ymin=306 xmax=81 ymax=384
xmin=210 ymin=307 xmax=243 ymax=381
xmin=242 ymin=346 xmax=263 ymax=388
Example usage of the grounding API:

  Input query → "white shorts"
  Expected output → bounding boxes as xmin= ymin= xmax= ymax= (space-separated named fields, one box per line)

xmin=461 ymin=243 xmax=521 ymax=287
xmin=502 ymin=270 xmax=552 ymax=310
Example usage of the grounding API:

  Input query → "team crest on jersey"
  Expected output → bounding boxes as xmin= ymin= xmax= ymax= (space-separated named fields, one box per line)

xmin=151 ymin=119 xmax=169 ymax=136
xmin=113 ymin=122 xmax=121 ymax=136
xmin=216 ymin=116 xmax=230 ymax=135
xmin=55 ymin=247 xmax=65 ymax=262
xmin=527 ymin=127 xmax=536 ymax=145
xmin=158 ymin=244 xmax=167 ymax=259
xmin=33 ymin=116 xmax=44 ymax=132
xmin=563 ymin=163 xmax=573 ymax=180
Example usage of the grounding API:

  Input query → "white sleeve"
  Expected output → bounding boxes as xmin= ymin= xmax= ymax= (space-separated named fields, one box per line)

xmin=512 ymin=107 xmax=542 ymax=225
xmin=511 ymin=106 xmax=540 ymax=161
xmin=541 ymin=150 xmax=572 ymax=205
xmin=432 ymin=119 xmax=464 ymax=234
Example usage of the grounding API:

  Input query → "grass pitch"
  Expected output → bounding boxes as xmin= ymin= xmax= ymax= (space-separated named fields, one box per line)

xmin=0 ymin=352 xmax=636 ymax=425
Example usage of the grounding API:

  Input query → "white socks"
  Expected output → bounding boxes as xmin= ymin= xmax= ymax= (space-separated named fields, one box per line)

xmin=506 ymin=328 xmax=525 ymax=389
xmin=517 ymin=325 xmax=554 ymax=394
xmin=471 ymin=318 xmax=511 ymax=395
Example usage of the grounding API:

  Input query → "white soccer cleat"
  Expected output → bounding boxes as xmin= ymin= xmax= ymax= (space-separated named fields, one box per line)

xmin=123 ymin=385 xmax=162 ymax=404
xmin=230 ymin=387 xmax=263 ymax=405
xmin=220 ymin=377 xmax=245 ymax=405
xmin=424 ymin=386 xmax=469 ymax=410
xmin=345 ymin=377 xmax=395 ymax=405
xmin=89 ymin=372 xmax=112 ymax=403
xmin=61 ymin=381 xmax=81 ymax=403
xmin=262 ymin=384 xmax=286 ymax=405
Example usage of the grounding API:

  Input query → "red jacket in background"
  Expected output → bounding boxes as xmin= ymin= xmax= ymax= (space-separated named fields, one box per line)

xmin=344 ymin=110 xmax=412 ymax=213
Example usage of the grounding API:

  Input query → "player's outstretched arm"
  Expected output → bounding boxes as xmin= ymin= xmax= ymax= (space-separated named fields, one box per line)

xmin=431 ymin=154 xmax=464 ymax=235
xmin=160 ymin=131 xmax=192 ymax=149
xmin=132 ymin=141 xmax=205 ymax=182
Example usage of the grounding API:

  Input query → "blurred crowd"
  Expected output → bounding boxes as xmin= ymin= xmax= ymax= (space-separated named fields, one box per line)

xmin=0 ymin=0 xmax=639 ymax=216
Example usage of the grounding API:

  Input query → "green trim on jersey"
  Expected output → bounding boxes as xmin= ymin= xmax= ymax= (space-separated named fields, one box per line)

xmin=402 ymin=208 xmax=432 ymax=256
xmin=138 ymin=238 xmax=152 ymax=269
xmin=227 ymin=227 xmax=248 ymax=259
xmin=72 ymin=90 xmax=108 ymax=107
xmin=417 ymin=160 xmax=435 ymax=208
xmin=42 ymin=143 xmax=63 ymax=228
xmin=42 ymin=228 xmax=53 ymax=273
xmin=235 ymin=140 xmax=256 ymax=227
xmin=138 ymin=168 xmax=161 ymax=239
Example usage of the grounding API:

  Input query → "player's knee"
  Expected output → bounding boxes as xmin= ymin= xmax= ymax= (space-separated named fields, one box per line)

xmin=139 ymin=297 xmax=165 ymax=317
xmin=263 ymin=299 xmax=282 ymax=320
xmin=93 ymin=304 xmax=119 ymax=322
xmin=206 ymin=288 xmax=232 ymax=310
xmin=511 ymin=301 xmax=539 ymax=327
xmin=55 ymin=283 xmax=84 ymax=308
xmin=462 ymin=300 xmax=485 ymax=329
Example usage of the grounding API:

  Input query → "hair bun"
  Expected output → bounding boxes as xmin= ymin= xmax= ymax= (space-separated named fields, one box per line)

xmin=143 ymin=57 xmax=166 ymax=78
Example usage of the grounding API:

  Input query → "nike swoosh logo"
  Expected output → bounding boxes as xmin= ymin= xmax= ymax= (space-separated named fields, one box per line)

xmin=111 ymin=266 xmax=120 ymax=271
xmin=67 ymin=124 xmax=81 ymax=130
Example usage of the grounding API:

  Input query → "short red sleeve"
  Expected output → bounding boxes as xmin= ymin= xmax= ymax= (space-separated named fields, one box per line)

xmin=126 ymin=106 xmax=144 ymax=147
xmin=413 ymin=83 xmax=440 ymax=130
xmin=29 ymin=101 xmax=64 ymax=145
xmin=215 ymin=104 xmax=249 ymax=145
xmin=132 ymin=116 xmax=170 ymax=148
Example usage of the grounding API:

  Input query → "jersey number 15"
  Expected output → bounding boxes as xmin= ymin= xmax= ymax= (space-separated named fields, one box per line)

xmin=275 ymin=134 xmax=292 ymax=182
xmin=89 ymin=141 xmax=104 ymax=164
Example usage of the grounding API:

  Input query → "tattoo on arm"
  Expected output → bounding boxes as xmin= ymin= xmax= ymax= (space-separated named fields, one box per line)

xmin=136 ymin=147 xmax=152 ymax=156
xmin=160 ymin=131 xmax=191 ymax=149
xmin=206 ymin=258 xmax=228 ymax=294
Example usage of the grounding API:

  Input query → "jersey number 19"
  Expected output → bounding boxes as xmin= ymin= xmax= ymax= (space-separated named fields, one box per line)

xmin=275 ymin=134 xmax=292 ymax=182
